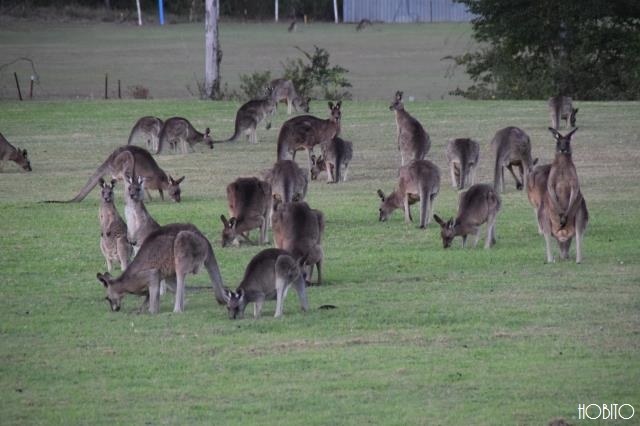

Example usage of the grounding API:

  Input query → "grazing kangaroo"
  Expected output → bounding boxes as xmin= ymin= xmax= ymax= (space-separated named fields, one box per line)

xmin=123 ymin=174 xmax=161 ymax=254
xmin=316 ymin=136 xmax=353 ymax=183
xmin=98 ymin=178 xmax=132 ymax=272
xmin=214 ymin=87 xmax=277 ymax=144
xmin=433 ymin=184 xmax=501 ymax=249
xmin=356 ymin=18 xmax=372 ymax=31
xmin=277 ymin=101 xmax=342 ymax=180
xmin=548 ymin=95 xmax=578 ymax=130
xmin=220 ymin=177 xmax=272 ymax=247
xmin=156 ymin=117 xmax=213 ymax=154
xmin=377 ymin=159 xmax=440 ymax=229
xmin=223 ymin=248 xmax=309 ymax=319
xmin=97 ymin=223 xmax=226 ymax=313
xmin=0 ymin=132 xmax=31 ymax=172
xmin=389 ymin=91 xmax=431 ymax=166
xmin=264 ymin=160 xmax=308 ymax=208
xmin=127 ymin=116 xmax=164 ymax=152
xmin=445 ymin=138 xmax=479 ymax=190
xmin=538 ymin=127 xmax=588 ymax=263
xmin=270 ymin=78 xmax=310 ymax=115
xmin=491 ymin=126 xmax=534 ymax=193
xmin=271 ymin=201 xmax=325 ymax=286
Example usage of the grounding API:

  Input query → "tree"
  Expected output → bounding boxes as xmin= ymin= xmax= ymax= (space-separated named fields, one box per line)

xmin=204 ymin=0 xmax=221 ymax=99
xmin=451 ymin=0 xmax=640 ymax=100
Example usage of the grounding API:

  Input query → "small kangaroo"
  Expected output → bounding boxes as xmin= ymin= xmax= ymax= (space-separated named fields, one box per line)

xmin=214 ymin=87 xmax=277 ymax=144
xmin=264 ymin=160 xmax=308 ymax=208
xmin=98 ymin=178 xmax=132 ymax=272
xmin=220 ymin=177 xmax=272 ymax=247
xmin=277 ymin=101 xmax=342 ymax=180
xmin=377 ymin=159 xmax=440 ymax=229
xmin=433 ymin=184 xmax=501 ymax=249
xmin=445 ymin=138 xmax=479 ymax=190
xmin=287 ymin=20 xmax=297 ymax=33
xmin=126 ymin=116 xmax=164 ymax=152
xmin=156 ymin=117 xmax=213 ymax=154
xmin=97 ymin=223 xmax=226 ymax=313
xmin=270 ymin=78 xmax=310 ymax=115
xmin=389 ymin=91 xmax=431 ymax=166
xmin=271 ymin=201 xmax=325 ymax=286
xmin=223 ymin=248 xmax=309 ymax=319
xmin=0 ymin=132 xmax=31 ymax=172
xmin=548 ymin=95 xmax=578 ymax=130
xmin=123 ymin=174 xmax=161 ymax=254
xmin=491 ymin=126 xmax=534 ymax=193
xmin=316 ymin=136 xmax=353 ymax=183
xmin=356 ymin=18 xmax=372 ymax=31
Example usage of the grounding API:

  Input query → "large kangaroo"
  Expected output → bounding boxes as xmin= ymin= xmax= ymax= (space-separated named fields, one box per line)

xmin=220 ymin=177 xmax=272 ymax=247
xmin=445 ymin=138 xmax=479 ymax=190
xmin=264 ymin=160 xmax=308 ymax=208
xmin=214 ymin=87 xmax=277 ymax=144
xmin=127 ymin=116 xmax=164 ymax=152
xmin=98 ymin=178 xmax=132 ymax=272
xmin=491 ymin=126 xmax=534 ymax=193
xmin=270 ymin=78 xmax=310 ymax=115
xmin=433 ymin=184 xmax=501 ymax=249
xmin=389 ymin=91 xmax=431 ymax=166
xmin=156 ymin=117 xmax=213 ymax=154
xmin=222 ymin=248 xmax=309 ymax=319
xmin=377 ymin=159 xmax=440 ymax=229
xmin=96 ymin=223 xmax=226 ymax=313
xmin=277 ymin=101 xmax=342 ymax=180
xmin=548 ymin=95 xmax=578 ymax=130
xmin=123 ymin=174 xmax=161 ymax=254
xmin=0 ymin=132 xmax=31 ymax=172
xmin=316 ymin=136 xmax=353 ymax=183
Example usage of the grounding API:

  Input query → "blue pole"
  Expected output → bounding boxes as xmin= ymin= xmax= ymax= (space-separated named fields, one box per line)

xmin=158 ymin=0 xmax=165 ymax=25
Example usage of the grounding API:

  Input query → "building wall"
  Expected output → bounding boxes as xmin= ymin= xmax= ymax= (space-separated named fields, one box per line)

xmin=343 ymin=0 xmax=475 ymax=23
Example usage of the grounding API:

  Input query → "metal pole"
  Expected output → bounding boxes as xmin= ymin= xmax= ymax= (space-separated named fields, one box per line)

xmin=158 ymin=0 xmax=165 ymax=25
xmin=333 ymin=0 xmax=338 ymax=23
xmin=14 ymin=72 xmax=22 ymax=101
xmin=136 ymin=0 xmax=142 ymax=26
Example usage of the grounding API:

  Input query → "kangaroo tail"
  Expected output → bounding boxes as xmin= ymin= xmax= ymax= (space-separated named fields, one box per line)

xmin=205 ymin=242 xmax=227 ymax=305
xmin=212 ymin=125 xmax=241 ymax=144
xmin=155 ymin=125 xmax=168 ymax=154
xmin=46 ymin=160 xmax=110 ymax=203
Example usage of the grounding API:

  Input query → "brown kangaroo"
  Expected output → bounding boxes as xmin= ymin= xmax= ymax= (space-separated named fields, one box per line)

xmin=316 ymin=136 xmax=353 ymax=183
xmin=433 ymin=184 xmax=501 ymax=249
xmin=127 ymin=116 xmax=164 ymax=152
xmin=222 ymin=248 xmax=309 ymax=319
xmin=276 ymin=101 xmax=342 ymax=180
xmin=98 ymin=178 xmax=132 ymax=272
xmin=156 ymin=117 xmax=213 ymax=154
xmin=270 ymin=78 xmax=310 ymax=115
xmin=264 ymin=160 xmax=308 ymax=208
xmin=356 ymin=18 xmax=372 ymax=31
xmin=214 ymin=87 xmax=278 ymax=144
xmin=123 ymin=174 xmax=161 ymax=254
xmin=0 ymin=132 xmax=31 ymax=172
xmin=220 ymin=177 xmax=272 ymax=247
xmin=377 ymin=159 xmax=440 ymax=229
xmin=97 ymin=223 xmax=226 ymax=313
xmin=548 ymin=95 xmax=578 ymax=130
xmin=271 ymin=201 xmax=325 ymax=286
xmin=491 ymin=126 xmax=534 ymax=193
xmin=445 ymin=138 xmax=479 ymax=190
xmin=389 ymin=91 xmax=431 ymax=166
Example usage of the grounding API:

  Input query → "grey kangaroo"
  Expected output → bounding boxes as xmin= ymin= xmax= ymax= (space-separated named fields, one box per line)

xmin=97 ymin=223 xmax=226 ymax=313
xmin=316 ymin=136 xmax=353 ymax=183
xmin=214 ymin=87 xmax=277 ymax=144
xmin=491 ymin=126 xmax=534 ymax=193
xmin=548 ymin=95 xmax=578 ymax=130
xmin=123 ymin=173 xmax=161 ymax=254
xmin=377 ymin=159 xmax=440 ymax=229
xmin=264 ymin=160 xmax=308 ymax=208
xmin=98 ymin=178 xmax=132 ymax=272
xmin=270 ymin=78 xmax=310 ymax=115
xmin=0 ymin=132 xmax=31 ymax=172
xmin=389 ymin=91 xmax=431 ymax=166
xmin=156 ymin=117 xmax=213 ymax=154
xmin=433 ymin=184 xmax=501 ymax=249
xmin=445 ymin=138 xmax=479 ymax=190
xmin=222 ymin=248 xmax=309 ymax=319
xmin=127 ymin=116 xmax=164 ymax=152
xmin=220 ymin=177 xmax=272 ymax=247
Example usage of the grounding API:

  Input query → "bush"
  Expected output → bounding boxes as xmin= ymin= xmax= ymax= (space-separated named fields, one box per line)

xmin=238 ymin=70 xmax=272 ymax=100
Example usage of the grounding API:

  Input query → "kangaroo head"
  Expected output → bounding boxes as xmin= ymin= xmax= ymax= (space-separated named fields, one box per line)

xmin=548 ymin=127 xmax=578 ymax=155
xmin=97 ymin=272 xmax=124 ymax=312
xmin=99 ymin=178 xmax=116 ymax=203
xmin=389 ymin=90 xmax=404 ymax=111
xmin=377 ymin=189 xmax=392 ymax=222
xmin=328 ymin=101 xmax=342 ymax=124
xmin=294 ymin=96 xmax=310 ymax=113
xmin=204 ymin=128 xmax=214 ymax=149
xmin=16 ymin=148 xmax=32 ymax=171
xmin=223 ymin=288 xmax=246 ymax=319
xmin=126 ymin=175 xmax=145 ymax=202
xmin=569 ymin=108 xmax=579 ymax=127
xmin=168 ymin=175 xmax=185 ymax=203
xmin=310 ymin=155 xmax=325 ymax=180
xmin=220 ymin=215 xmax=240 ymax=247
xmin=434 ymin=214 xmax=456 ymax=248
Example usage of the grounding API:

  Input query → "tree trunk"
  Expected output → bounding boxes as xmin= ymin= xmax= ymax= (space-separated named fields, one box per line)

xmin=204 ymin=0 xmax=221 ymax=100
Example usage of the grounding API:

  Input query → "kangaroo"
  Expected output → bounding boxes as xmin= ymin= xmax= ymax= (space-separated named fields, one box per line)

xmin=377 ymin=159 xmax=440 ymax=229
xmin=123 ymin=174 xmax=161 ymax=255
xmin=389 ymin=91 xmax=431 ymax=166
xmin=264 ymin=160 xmax=308 ymax=208
xmin=220 ymin=177 xmax=272 ymax=247
xmin=271 ymin=201 xmax=325 ymax=286
xmin=356 ymin=18 xmax=372 ymax=31
xmin=287 ymin=20 xmax=297 ymax=32
xmin=223 ymin=248 xmax=309 ymax=319
xmin=277 ymin=101 xmax=342 ymax=180
xmin=316 ymin=136 xmax=353 ymax=183
xmin=491 ymin=126 xmax=534 ymax=193
xmin=445 ymin=138 xmax=479 ymax=190
xmin=156 ymin=117 xmax=213 ymax=154
xmin=310 ymin=154 xmax=328 ymax=181
xmin=548 ymin=95 xmax=578 ymax=130
xmin=525 ymin=159 xmax=546 ymax=233
xmin=52 ymin=146 xmax=183 ymax=203
xmin=433 ymin=184 xmax=501 ymax=249
xmin=0 ymin=132 xmax=31 ymax=172
xmin=126 ymin=116 xmax=164 ymax=152
xmin=98 ymin=178 xmax=132 ymax=272
xmin=214 ymin=87 xmax=278 ymax=144
xmin=270 ymin=78 xmax=310 ymax=115
xmin=96 ymin=223 xmax=226 ymax=313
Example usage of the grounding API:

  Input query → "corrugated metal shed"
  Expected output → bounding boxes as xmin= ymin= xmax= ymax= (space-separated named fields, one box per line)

xmin=343 ymin=0 xmax=475 ymax=23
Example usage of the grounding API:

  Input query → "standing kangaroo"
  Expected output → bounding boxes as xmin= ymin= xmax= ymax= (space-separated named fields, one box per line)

xmin=214 ymin=87 xmax=278 ymax=144
xmin=98 ymin=178 xmax=132 ymax=272
xmin=123 ymin=174 xmax=161 ymax=254
xmin=222 ymin=248 xmax=309 ymax=319
xmin=97 ymin=223 xmax=226 ymax=313
xmin=377 ymin=159 xmax=440 ymax=229
xmin=548 ymin=95 xmax=578 ymax=130
xmin=220 ymin=177 xmax=272 ymax=247
xmin=389 ymin=91 xmax=431 ymax=166
xmin=433 ymin=184 xmax=501 ymax=249
xmin=0 ymin=132 xmax=31 ymax=172
xmin=270 ymin=78 xmax=310 ymax=115
xmin=445 ymin=138 xmax=479 ymax=190
xmin=127 ymin=116 xmax=164 ymax=152
xmin=316 ymin=136 xmax=353 ymax=183
xmin=277 ymin=101 xmax=342 ymax=180
xmin=264 ymin=160 xmax=308 ymax=208
xmin=156 ymin=117 xmax=213 ymax=154
xmin=491 ymin=126 xmax=534 ymax=193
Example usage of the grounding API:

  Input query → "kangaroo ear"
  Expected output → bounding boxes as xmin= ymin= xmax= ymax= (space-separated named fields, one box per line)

xmin=220 ymin=214 xmax=229 ymax=227
xmin=110 ymin=179 xmax=117 ymax=187
xmin=447 ymin=218 xmax=455 ymax=229
xmin=97 ymin=272 xmax=112 ymax=287
xmin=236 ymin=288 xmax=245 ymax=301
xmin=532 ymin=157 xmax=539 ymax=166
xmin=548 ymin=127 xmax=561 ymax=140
xmin=573 ymin=108 xmax=579 ymax=114
xmin=175 ymin=176 xmax=185 ymax=184
xmin=22 ymin=149 xmax=28 ymax=156
xmin=376 ymin=189 xmax=385 ymax=201
xmin=99 ymin=177 xmax=106 ymax=187
xmin=328 ymin=101 xmax=334 ymax=110
xmin=566 ymin=127 xmax=578 ymax=139
xmin=433 ymin=214 xmax=445 ymax=226
xmin=228 ymin=217 xmax=237 ymax=228
xmin=222 ymin=288 xmax=231 ymax=303
xmin=205 ymin=127 xmax=211 ymax=135
xmin=335 ymin=101 xmax=342 ymax=109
